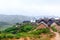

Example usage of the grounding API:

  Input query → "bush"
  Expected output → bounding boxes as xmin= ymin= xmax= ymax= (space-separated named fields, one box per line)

xmin=31 ymin=28 xmax=50 ymax=35
xmin=51 ymin=26 xmax=57 ymax=32
xmin=0 ymin=34 xmax=6 ymax=39
xmin=40 ymin=28 xmax=50 ymax=33
xmin=15 ymin=33 xmax=28 ymax=39
xmin=20 ymin=24 xmax=33 ymax=32
xmin=6 ymin=34 xmax=14 ymax=38
xmin=0 ymin=31 xmax=1 ymax=34
xmin=31 ymin=30 xmax=41 ymax=35
xmin=15 ymin=33 xmax=21 ymax=39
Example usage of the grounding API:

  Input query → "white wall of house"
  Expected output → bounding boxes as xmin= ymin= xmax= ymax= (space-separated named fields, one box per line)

xmin=30 ymin=20 xmax=35 ymax=23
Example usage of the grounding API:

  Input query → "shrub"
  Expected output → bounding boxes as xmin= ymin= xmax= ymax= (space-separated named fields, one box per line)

xmin=51 ymin=26 xmax=57 ymax=32
xmin=40 ymin=28 xmax=50 ymax=33
xmin=6 ymin=34 xmax=14 ymax=38
xmin=0 ymin=31 xmax=1 ymax=34
xmin=31 ymin=28 xmax=50 ymax=35
xmin=20 ymin=24 xmax=33 ymax=32
xmin=0 ymin=34 xmax=6 ymax=39
xmin=15 ymin=33 xmax=21 ymax=39
xmin=31 ymin=30 xmax=41 ymax=35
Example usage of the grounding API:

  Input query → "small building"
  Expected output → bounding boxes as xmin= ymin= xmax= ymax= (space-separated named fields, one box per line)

xmin=23 ymin=21 xmax=30 ymax=23
xmin=47 ymin=19 xmax=54 ymax=27
xmin=36 ymin=22 xmax=48 ymax=29
xmin=36 ymin=18 xmax=49 ymax=24
xmin=55 ymin=20 xmax=60 ymax=26
xmin=51 ymin=22 xmax=57 ymax=27
xmin=30 ymin=20 xmax=35 ymax=23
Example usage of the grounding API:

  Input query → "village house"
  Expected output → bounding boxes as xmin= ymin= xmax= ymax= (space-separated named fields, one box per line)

xmin=36 ymin=18 xmax=57 ymax=29
xmin=36 ymin=22 xmax=48 ymax=29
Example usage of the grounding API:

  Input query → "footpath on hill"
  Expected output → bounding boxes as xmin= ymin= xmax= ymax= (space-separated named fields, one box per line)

xmin=50 ymin=28 xmax=60 ymax=40
xmin=51 ymin=32 xmax=60 ymax=40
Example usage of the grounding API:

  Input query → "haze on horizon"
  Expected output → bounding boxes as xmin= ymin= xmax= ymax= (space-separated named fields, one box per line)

xmin=0 ymin=0 xmax=60 ymax=16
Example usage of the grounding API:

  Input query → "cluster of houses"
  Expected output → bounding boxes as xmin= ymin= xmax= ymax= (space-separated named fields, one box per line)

xmin=22 ymin=17 xmax=60 ymax=29
xmin=35 ymin=17 xmax=60 ymax=29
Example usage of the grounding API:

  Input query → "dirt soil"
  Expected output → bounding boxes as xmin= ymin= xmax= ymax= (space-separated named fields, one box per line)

xmin=51 ymin=32 xmax=60 ymax=40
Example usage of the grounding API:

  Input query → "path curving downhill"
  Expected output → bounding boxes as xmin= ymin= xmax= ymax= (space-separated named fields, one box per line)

xmin=54 ymin=32 xmax=60 ymax=40
xmin=50 ymin=28 xmax=60 ymax=40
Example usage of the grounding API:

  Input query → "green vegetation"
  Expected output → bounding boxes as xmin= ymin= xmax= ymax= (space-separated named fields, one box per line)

xmin=0 ymin=28 xmax=51 ymax=39
xmin=0 ymin=23 xmax=56 ymax=40
xmin=30 ymin=28 xmax=50 ymax=35
xmin=0 ymin=23 xmax=35 ymax=39
xmin=51 ymin=26 xmax=57 ymax=32
xmin=20 ymin=24 xmax=33 ymax=32
xmin=3 ymin=23 xmax=34 ymax=33
xmin=0 ymin=33 xmax=6 ymax=39
xmin=0 ymin=25 xmax=12 ymax=31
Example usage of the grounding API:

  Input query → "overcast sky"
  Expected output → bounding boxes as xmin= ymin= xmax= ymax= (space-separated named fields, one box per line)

xmin=0 ymin=0 xmax=60 ymax=16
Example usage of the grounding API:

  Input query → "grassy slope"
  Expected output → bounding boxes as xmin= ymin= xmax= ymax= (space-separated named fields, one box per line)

xmin=0 ymin=25 xmax=13 ymax=31
xmin=0 ymin=23 xmax=56 ymax=40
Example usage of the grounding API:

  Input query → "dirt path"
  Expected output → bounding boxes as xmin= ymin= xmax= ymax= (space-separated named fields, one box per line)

xmin=54 ymin=32 xmax=60 ymax=40
xmin=19 ymin=38 xmax=24 ymax=40
xmin=49 ymin=27 xmax=60 ymax=40
xmin=50 ymin=28 xmax=60 ymax=40
xmin=51 ymin=32 xmax=60 ymax=40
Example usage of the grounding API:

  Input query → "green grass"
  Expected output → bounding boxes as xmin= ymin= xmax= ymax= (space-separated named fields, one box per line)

xmin=30 ymin=28 xmax=50 ymax=35
xmin=0 ymin=25 xmax=13 ymax=31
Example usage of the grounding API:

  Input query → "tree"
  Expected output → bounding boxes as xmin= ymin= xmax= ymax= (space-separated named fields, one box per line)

xmin=20 ymin=24 xmax=33 ymax=32
xmin=16 ymin=23 xmax=20 ymax=25
xmin=0 ymin=31 xmax=1 ymax=34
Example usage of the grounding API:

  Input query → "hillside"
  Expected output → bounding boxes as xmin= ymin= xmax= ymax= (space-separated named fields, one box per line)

xmin=0 ymin=23 xmax=56 ymax=40
xmin=0 ymin=15 xmax=36 ymax=31
xmin=0 ymin=22 xmax=11 ymax=31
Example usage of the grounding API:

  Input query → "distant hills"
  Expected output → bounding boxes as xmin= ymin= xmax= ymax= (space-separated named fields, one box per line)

xmin=0 ymin=15 xmax=36 ymax=24
xmin=0 ymin=22 xmax=10 ymax=26
xmin=0 ymin=15 xmax=60 ymax=25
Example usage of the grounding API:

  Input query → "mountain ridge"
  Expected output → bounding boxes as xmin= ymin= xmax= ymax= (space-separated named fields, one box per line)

xmin=0 ymin=15 xmax=36 ymax=24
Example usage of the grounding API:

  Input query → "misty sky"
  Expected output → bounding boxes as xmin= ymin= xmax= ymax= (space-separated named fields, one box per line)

xmin=0 ymin=0 xmax=60 ymax=16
